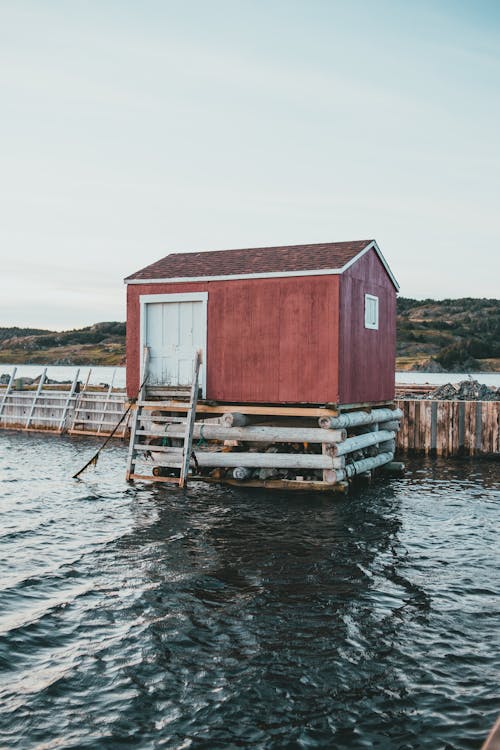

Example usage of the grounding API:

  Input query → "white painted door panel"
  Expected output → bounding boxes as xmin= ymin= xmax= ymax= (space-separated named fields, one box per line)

xmin=145 ymin=301 xmax=204 ymax=386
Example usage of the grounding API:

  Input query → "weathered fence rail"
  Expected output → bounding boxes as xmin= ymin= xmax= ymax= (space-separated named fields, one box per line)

xmin=395 ymin=399 xmax=499 ymax=456
xmin=0 ymin=384 xmax=129 ymax=437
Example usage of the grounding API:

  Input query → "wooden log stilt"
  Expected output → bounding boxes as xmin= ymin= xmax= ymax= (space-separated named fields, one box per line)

xmin=154 ymin=450 xmax=345 ymax=472
xmin=139 ymin=423 xmax=347 ymax=444
xmin=377 ymin=419 xmax=400 ymax=432
xmin=332 ymin=429 xmax=396 ymax=456
xmin=319 ymin=408 xmax=403 ymax=429
xmin=378 ymin=438 xmax=396 ymax=453
xmin=334 ymin=451 xmax=395 ymax=482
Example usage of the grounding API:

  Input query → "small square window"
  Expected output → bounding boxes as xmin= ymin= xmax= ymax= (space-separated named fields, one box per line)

xmin=365 ymin=294 xmax=379 ymax=329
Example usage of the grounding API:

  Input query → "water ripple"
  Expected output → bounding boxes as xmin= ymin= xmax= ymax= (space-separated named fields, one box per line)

xmin=0 ymin=431 xmax=498 ymax=749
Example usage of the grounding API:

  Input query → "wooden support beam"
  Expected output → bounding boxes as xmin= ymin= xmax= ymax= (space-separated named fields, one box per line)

xmin=376 ymin=420 xmax=400 ymax=432
xmin=152 ymin=450 xmax=345 ymax=473
xmin=338 ymin=400 xmax=394 ymax=412
xmin=138 ymin=402 xmax=340 ymax=418
xmin=378 ymin=438 xmax=396 ymax=453
xmin=333 ymin=429 xmax=396 ymax=457
xmin=334 ymin=451 xmax=395 ymax=482
xmin=319 ymin=408 xmax=403 ymax=429
xmin=193 ymin=476 xmax=350 ymax=493
xmin=138 ymin=423 xmax=346 ymax=444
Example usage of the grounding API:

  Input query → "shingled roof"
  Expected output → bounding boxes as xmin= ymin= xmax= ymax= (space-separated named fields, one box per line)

xmin=125 ymin=239 xmax=399 ymax=289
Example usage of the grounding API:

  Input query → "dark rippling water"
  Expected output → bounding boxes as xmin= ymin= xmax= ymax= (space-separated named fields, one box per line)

xmin=0 ymin=431 xmax=498 ymax=750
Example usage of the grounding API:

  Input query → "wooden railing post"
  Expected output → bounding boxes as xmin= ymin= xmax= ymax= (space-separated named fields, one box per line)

xmin=25 ymin=369 xmax=47 ymax=429
xmin=0 ymin=367 xmax=17 ymax=422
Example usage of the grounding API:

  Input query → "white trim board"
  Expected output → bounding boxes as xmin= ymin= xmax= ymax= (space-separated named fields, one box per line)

xmin=125 ymin=241 xmax=400 ymax=291
xmin=139 ymin=292 xmax=208 ymax=398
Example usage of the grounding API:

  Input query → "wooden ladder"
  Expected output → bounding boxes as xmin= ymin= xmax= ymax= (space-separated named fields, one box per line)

xmin=126 ymin=349 xmax=203 ymax=487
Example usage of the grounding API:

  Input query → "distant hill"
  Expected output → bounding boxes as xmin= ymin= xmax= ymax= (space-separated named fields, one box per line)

xmin=396 ymin=297 xmax=500 ymax=372
xmin=1 ymin=299 xmax=499 ymax=371
xmin=0 ymin=322 xmax=126 ymax=366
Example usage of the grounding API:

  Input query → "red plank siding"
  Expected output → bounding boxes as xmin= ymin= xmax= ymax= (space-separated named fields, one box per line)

xmin=338 ymin=250 xmax=396 ymax=404
xmin=127 ymin=276 xmax=340 ymax=403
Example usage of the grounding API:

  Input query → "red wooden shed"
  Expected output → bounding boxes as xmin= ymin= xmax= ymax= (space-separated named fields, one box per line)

xmin=125 ymin=240 xmax=399 ymax=406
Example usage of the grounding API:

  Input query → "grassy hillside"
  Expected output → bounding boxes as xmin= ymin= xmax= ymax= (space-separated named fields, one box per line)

xmin=1 ymin=299 xmax=499 ymax=371
xmin=0 ymin=322 xmax=126 ymax=366
xmin=396 ymin=298 xmax=500 ymax=371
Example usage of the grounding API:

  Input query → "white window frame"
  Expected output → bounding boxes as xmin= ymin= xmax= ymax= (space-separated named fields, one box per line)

xmin=139 ymin=292 xmax=208 ymax=397
xmin=364 ymin=293 xmax=379 ymax=330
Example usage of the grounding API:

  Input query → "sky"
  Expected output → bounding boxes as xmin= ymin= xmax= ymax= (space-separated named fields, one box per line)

xmin=1 ymin=0 xmax=499 ymax=330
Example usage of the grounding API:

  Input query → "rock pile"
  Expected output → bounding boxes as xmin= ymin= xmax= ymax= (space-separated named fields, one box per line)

xmin=426 ymin=379 xmax=499 ymax=401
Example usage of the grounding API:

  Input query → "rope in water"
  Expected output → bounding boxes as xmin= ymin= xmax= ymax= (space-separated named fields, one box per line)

xmin=72 ymin=373 xmax=149 ymax=479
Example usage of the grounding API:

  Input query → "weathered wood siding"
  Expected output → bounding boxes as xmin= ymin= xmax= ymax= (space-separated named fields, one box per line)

xmin=338 ymin=250 xmax=397 ymax=405
xmin=395 ymin=399 xmax=500 ymax=456
xmin=127 ymin=276 xmax=341 ymax=403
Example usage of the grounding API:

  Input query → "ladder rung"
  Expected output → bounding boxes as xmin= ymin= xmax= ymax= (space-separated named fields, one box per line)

xmin=150 ymin=459 xmax=182 ymax=468
xmin=135 ymin=430 xmax=158 ymax=437
xmin=137 ymin=401 xmax=190 ymax=410
xmin=139 ymin=420 xmax=186 ymax=424
xmin=136 ymin=429 xmax=184 ymax=437
xmin=134 ymin=444 xmax=183 ymax=453
xmin=138 ymin=416 xmax=186 ymax=423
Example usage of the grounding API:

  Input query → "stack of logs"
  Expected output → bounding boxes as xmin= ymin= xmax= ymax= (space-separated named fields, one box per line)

xmin=138 ymin=406 xmax=403 ymax=488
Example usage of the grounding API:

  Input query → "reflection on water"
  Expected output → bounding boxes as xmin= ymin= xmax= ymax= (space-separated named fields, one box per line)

xmin=0 ymin=430 xmax=498 ymax=749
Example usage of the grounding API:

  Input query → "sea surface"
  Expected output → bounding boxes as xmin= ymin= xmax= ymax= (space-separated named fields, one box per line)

xmin=1 ymin=364 xmax=500 ymax=390
xmin=0 ymin=431 xmax=498 ymax=749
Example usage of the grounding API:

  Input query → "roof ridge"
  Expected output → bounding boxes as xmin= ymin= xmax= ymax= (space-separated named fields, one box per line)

xmin=142 ymin=239 xmax=374 ymax=259
xmin=124 ymin=239 xmax=398 ymax=291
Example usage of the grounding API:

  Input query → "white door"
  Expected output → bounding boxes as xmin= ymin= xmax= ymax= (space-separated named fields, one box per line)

xmin=142 ymin=294 xmax=207 ymax=392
